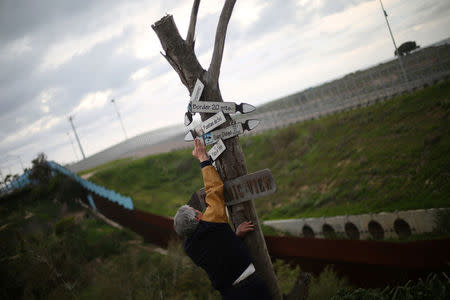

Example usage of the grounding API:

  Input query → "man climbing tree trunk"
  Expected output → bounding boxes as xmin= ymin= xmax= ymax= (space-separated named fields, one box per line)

xmin=152 ymin=1 xmax=283 ymax=299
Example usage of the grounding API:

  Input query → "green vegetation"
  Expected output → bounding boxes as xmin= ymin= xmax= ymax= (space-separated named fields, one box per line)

xmin=0 ymin=173 xmax=220 ymax=299
xmin=90 ymin=149 xmax=203 ymax=216
xmin=2 ymin=153 xmax=449 ymax=299
xmin=77 ymin=157 xmax=133 ymax=176
xmin=332 ymin=274 xmax=449 ymax=299
xmin=89 ymin=81 xmax=450 ymax=220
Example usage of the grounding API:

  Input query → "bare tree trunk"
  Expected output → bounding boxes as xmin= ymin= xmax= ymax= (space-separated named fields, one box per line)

xmin=152 ymin=1 xmax=282 ymax=299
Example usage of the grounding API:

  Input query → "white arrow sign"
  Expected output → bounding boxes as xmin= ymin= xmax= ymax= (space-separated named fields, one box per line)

xmin=201 ymin=111 xmax=226 ymax=133
xmin=191 ymin=101 xmax=235 ymax=114
xmin=184 ymin=119 xmax=260 ymax=145
xmin=204 ymin=123 xmax=243 ymax=145
xmin=189 ymin=101 xmax=255 ymax=114
xmin=207 ymin=139 xmax=226 ymax=160
xmin=190 ymin=79 xmax=204 ymax=102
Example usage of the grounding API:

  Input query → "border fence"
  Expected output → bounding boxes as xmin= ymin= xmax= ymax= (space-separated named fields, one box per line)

xmin=237 ymin=43 xmax=450 ymax=133
xmin=65 ymin=44 xmax=450 ymax=173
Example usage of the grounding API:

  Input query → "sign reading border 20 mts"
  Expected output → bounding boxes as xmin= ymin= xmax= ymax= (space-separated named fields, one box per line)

xmin=190 ymin=101 xmax=255 ymax=114
xmin=188 ymin=169 xmax=276 ymax=209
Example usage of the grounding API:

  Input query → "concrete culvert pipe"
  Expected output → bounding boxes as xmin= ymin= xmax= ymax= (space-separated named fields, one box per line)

xmin=368 ymin=220 xmax=384 ymax=240
xmin=394 ymin=218 xmax=412 ymax=239
xmin=302 ymin=225 xmax=315 ymax=238
xmin=345 ymin=222 xmax=360 ymax=240
xmin=322 ymin=224 xmax=336 ymax=239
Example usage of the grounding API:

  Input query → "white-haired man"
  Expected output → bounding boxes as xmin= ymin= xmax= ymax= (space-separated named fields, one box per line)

xmin=174 ymin=138 xmax=271 ymax=300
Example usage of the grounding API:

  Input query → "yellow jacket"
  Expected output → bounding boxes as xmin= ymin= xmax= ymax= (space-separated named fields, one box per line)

xmin=201 ymin=165 xmax=228 ymax=223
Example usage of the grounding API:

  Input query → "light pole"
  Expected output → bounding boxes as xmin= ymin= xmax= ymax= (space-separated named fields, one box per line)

xmin=68 ymin=116 xmax=86 ymax=160
xmin=67 ymin=132 xmax=80 ymax=161
xmin=111 ymin=99 xmax=128 ymax=140
xmin=378 ymin=0 xmax=410 ymax=92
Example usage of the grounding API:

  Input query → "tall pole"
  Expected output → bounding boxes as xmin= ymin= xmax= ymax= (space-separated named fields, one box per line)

xmin=111 ymin=99 xmax=128 ymax=140
xmin=378 ymin=0 xmax=410 ymax=91
xmin=68 ymin=116 xmax=86 ymax=160
xmin=67 ymin=132 xmax=80 ymax=161
xmin=153 ymin=3 xmax=284 ymax=298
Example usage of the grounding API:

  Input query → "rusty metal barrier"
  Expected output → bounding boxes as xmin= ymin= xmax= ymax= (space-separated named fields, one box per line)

xmin=88 ymin=191 xmax=450 ymax=288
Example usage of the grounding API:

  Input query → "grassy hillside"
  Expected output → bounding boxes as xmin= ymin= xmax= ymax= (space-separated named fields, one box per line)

xmin=0 ymin=175 xmax=223 ymax=299
xmin=89 ymin=81 xmax=450 ymax=220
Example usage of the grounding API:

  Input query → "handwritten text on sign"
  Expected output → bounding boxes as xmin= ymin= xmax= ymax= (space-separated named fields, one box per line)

xmin=204 ymin=123 xmax=243 ymax=145
xmin=188 ymin=169 xmax=276 ymax=208
xmin=191 ymin=101 xmax=236 ymax=114
xmin=190 ymin=79 xmax=204 ymax=102
xmin=201 ymin=111 xmax=226 ymax=133
xmin=207 ymin=139 xmax=226 ymax=160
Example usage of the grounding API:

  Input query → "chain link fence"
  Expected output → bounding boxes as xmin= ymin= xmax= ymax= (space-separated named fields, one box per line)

xmin=67 ymin=44 xmax=449 ymax=173
xmin=239 ymin=44 xmax=450 ymax=133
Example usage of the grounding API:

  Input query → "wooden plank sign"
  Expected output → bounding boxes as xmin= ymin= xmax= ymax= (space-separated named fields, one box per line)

xmin=184 ymin=119 xmax=260 ymax=144
xmin=224 ymin=169 xmax=276 ymax=206
xmin=188 ymin=169 xmax=276 ymax=208
xmin=204 ymin=123 xmax=243 ymax=145
xmin=201 ymin=111 xmax=226 ymax=133
xmin=190 ymin=79 xmax=204 ymax=102
xmin=191 ymin=101 xmax=236 ymax=114
xmin=208 ymin=139 xmax=226 ymax=160
xmin=185 ymin=99 xmax=255 ymax=127
xmin=190 ymin=101 xmax=256 ymax=114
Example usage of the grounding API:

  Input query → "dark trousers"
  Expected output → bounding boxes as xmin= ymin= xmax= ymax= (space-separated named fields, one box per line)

xmin=220 ymin=273 xmax=272 ymax=300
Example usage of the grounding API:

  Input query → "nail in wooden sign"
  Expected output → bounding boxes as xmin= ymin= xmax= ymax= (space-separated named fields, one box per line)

xmin=207 ymin=139 xmax=226 ymax=161
xmin=188 ymin=169 xmax=276 ymax=208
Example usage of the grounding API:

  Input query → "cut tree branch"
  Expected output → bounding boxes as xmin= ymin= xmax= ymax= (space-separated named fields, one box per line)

xmin=186 ymin=0 xmax=201 ymax=48
xmin=152 ymin=15 xmax=205 ymax=92
xmin=207 ymin=0 xmax=236 ymax=86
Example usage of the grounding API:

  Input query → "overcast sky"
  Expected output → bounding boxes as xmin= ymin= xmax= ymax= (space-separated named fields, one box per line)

xmin=0 ymin=0 xmax=449 ymax=176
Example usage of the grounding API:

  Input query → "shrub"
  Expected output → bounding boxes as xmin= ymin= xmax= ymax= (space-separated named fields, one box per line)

xmin=309 ymin=266 xmax=349 ymax=300
xmin=332 ymin=273 xmax=450 ymax=299
xmin=273 ymin=259 xmax=300 ymax=295
xmin=54 ymin=216 xmax=76 ymax=236
xmin=29 ymin=153 xmax=52 ymax=186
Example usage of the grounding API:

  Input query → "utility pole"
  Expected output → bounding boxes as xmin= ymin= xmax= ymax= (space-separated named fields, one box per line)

xmin=68 ymin=116 xmax=86 ymax=160
xmin=111 ymin=98 xmax=128 ymax=140
xmin=151 ymin=1 xmax=303 ymax=299
xmin=67 ymin=132 xmax=80 ymax=161
xmin=378 ymin=0 xmax=410 ymax=91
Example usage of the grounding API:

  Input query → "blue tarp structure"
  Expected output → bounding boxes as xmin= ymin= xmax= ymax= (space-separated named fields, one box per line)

xmin=1 ymin=161 xmax=134 ymax=210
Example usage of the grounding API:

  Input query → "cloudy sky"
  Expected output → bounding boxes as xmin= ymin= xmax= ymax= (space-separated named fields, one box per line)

xmin=0 ymin=0 xmax=449 ymax=176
